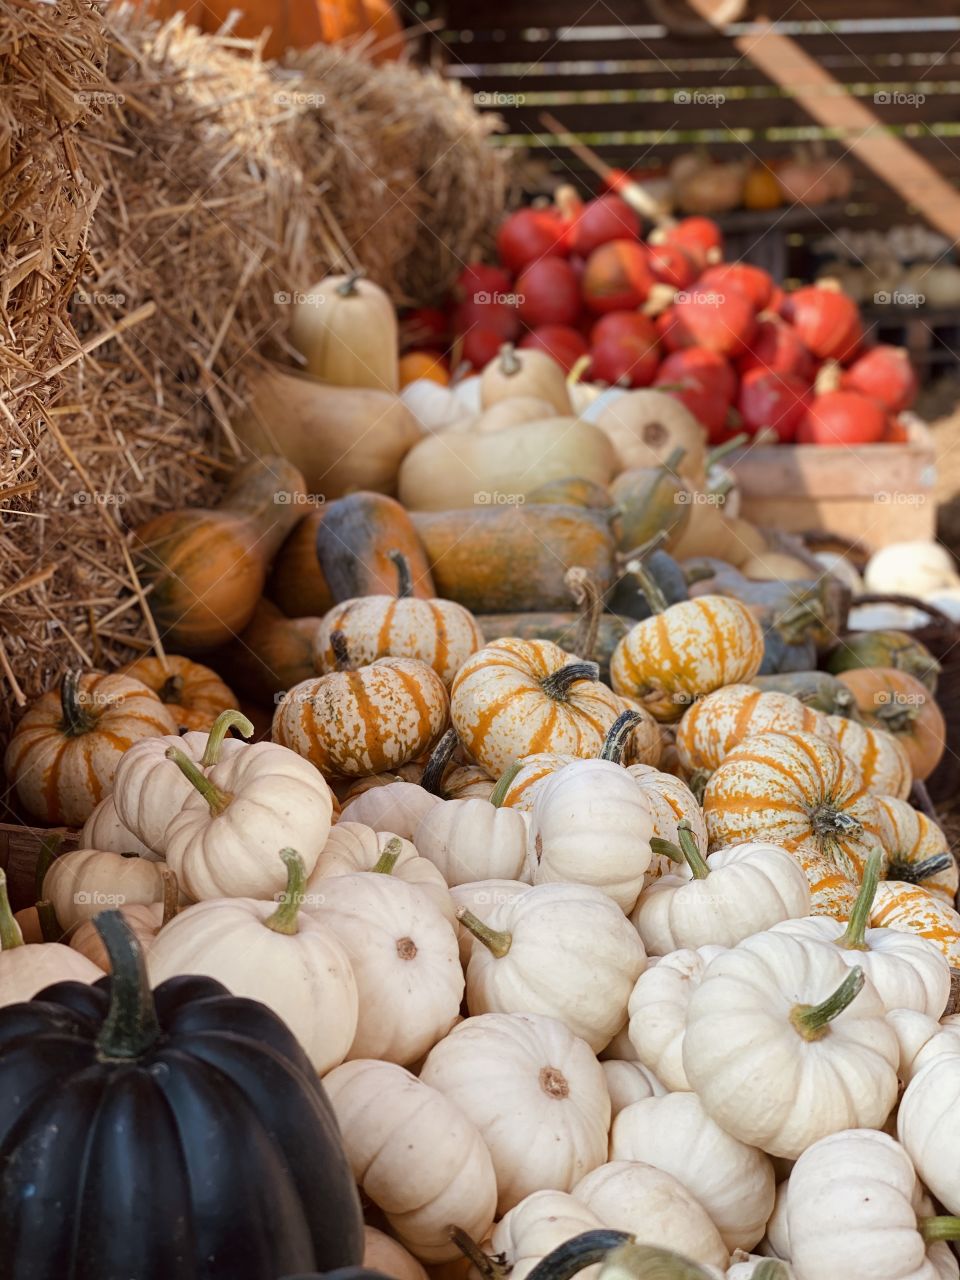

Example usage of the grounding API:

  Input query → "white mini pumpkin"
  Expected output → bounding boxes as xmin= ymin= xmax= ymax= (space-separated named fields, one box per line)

xmin=449 ymin=879 xmax=530 ymax=965
xmin=0 ymin=869 xmax=100 ymax=1007
xmin=602 ymin=1061 xmax=667 ymax=1118
xmin=898 ymin=1047 xmax=960 ymax=1218
xmin=339 ymin=780 xmax=441 ymax=840
xmin=80 ymin=795 xmax=158 ymax=860
xmin=307 ymin=822 xmax=454 ymax=923
xmin=420 ymin=1012 xmax=610 ymax=1214
xmin=627 ymin=945 xmax=726 ymax=1092
xmin=42 ymin=848 xmax=166 ymax=931
xmin=491 ymin=1191 xmax=606 ymax=1280
xmin=413 ymin=795 xmax=529 ymax=887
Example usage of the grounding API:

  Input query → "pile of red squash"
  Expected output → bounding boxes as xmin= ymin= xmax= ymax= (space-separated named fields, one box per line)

xmin=402 ymin=192 xmax=919 ymax=448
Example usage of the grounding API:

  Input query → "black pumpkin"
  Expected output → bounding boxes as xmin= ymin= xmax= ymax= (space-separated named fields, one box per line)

xmin=608 ymin=549 xmax=689 ymax=620
xmin=0 ymin=912 xmax=363 ymax=1280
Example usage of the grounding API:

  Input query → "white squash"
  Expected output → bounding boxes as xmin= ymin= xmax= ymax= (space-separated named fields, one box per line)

xmin=449 ymin=879 xmax=530 ymax=966
xmin=0 ymin=869 xmax=100 ymax=1007
xmin=631 ymin=834 xmax=810 ymax=955
xmin=42 ymin=848 xmax=166 ymax=931
xmin=887 ymin=1008 xmax=960 ymax=1085
xmin=864 ymin=541 xmax=960 ymax=597
xmin=400 ymin=379 xmax=472 ymax=435
xmin=420 ymin=1011 xmax=610 ymax=1214
xmin=307 ymin=822 xmax=454 ymax=923
xmin=602 ymin=1060 xmax=667 ymax=1117
xmin=147 ymin=850 xmax=358 ymax=1074
xmin=610 ymin=1093 xmax=776 ymax=1253
xmin=362 ymin=1227 xmax=429 ymax=1280
xmin=480 ymin=345 xmax=573 ymax=415
xmin=528 ymin=760 xmax=653 ymax=913
xmin=727 ymin=1256 xmax=794 ymax=1278
xmin=289 ymin=271 xmax=398 ymax=392
xmin=459 ymin=881 xmax=647 ymax=1051
xmin=80 ymin=795 xmax=159 ymax=860
xmin=627 ymin=945 xmax=726 ymax=1092
xmin=573 ymin=1161 xmax=729 ymax=1272
xmin=760 ymin=1181 xmax=792 ymax=1263
xmin=340 ymin=781 xmax=441 ymax=841
xmin=471 ymin=396 xmax=558 ymax=433
xmin=788 ymin=1129 xmax=960 ymax=1280
xmin=323 ymin=1058 xmax=497 ymax=1262
xmin=305 ymin=872 xmax=462 ymax=1066
xmin=413 ymin=797 xmax=529 ymax=887
xmin=847 ymin=603 xmax=928 ymax=631
xmin=491 ymin=1191 xmax=605 ymax=1280
xmin=683 ymin=932 xmax=899 ymax=1158
xmin=771 ymin=850 xmax=950 ymax=1018
xmin=898 ymin=1048 xmax=960 ymax=1217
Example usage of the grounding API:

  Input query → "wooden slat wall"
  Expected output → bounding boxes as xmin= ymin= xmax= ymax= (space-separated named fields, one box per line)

xmin=429 ymin=0 xmax=960 ymax=231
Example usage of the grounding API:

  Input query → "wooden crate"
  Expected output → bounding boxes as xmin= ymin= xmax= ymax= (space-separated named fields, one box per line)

xmin=0 ymin=823 xmax=78 ymax=912
xmin=727 ymin=420 xmax=936 ymax=549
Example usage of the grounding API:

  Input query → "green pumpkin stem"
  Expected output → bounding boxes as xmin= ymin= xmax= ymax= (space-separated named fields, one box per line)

xmin=201 ymin=708 xmax=255 ymax=767
xmin=790 ymin=965 xmax=865 ymax=1042
xmin=705 ymin=432 xmax=749 ymax=468
xmin=623 ymin=560 xmax=669 ymax=615
xmin=751 ymin=1264 xmax=791 ymax=1280
xmin=919 ymin=1216 xmax=960 ymax=1243
xmin=600 ymin=709 xmax=642 ymax=764
xmin=456 ymin=906 xmax=512 ymax=959
xmin=330 ymin=630 xmax=354 ymax=672
xmin=489 ymin=761 xmax=522 ymax=808
xmin=498 ymin=342 xmax=521 ymax=376
xmin=566 ymin=565 xmax=602 ymax=661
xmin=373 ymin=837 xmax=402 ymax=874
xmin=37 ymin=900 xmax=62 ymax=943
xmin=34 ymin=833 xmax=62 ymax=901
xmin=663 ymin=445 xmax=686 ymax=474
xmin=59 ymin=670 xmax=95 ymax=736
xmin=677 ymin=820 xmax=709 ymax=879
xmin=887 ymin=852 xmax=954 ymax=886
xmin=0 ymin=870 xmax=23 ymax=950
xmin=158 ymin=868 xmax=179 ymax=927
xmin=541 ymin=660 xmax=599 ymax=701
xmin=264 ymin=849 xmax=307 ymax=936
xmin=838 ymin=848 xmax=882 ymax=950
xmin=94 ymin=911 xmax=162 ymax=1060
xmin=650 ymin=836 xmax=684 ymax=863
xmin=421 ymin=728 xmax=459 ymax=797
xmin=388 ymin=548 xmax=414 ymax=600
xmin=165 ymin=747 xmax=231 ymax=816
xmin=525 ymin=1233 xmax=635 ymax=1280
xmin=158 ymin=672 xmax=184 ymax=704
xmin=336 ymin=269 xmax=365 ymax=297
xmin=597 ymin=1241 xmax=715 ymax=1280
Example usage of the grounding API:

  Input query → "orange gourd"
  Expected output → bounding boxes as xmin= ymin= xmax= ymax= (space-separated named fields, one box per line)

xmin=214 ymin=600 xmax=322 ymax=705
xmin=837 ymin=667 xmax=946 ymax=781
xmin=197 ymin=0 xmax=403 ymax=64
xmin=399 ymin=353 xmax=450 ymax=387
xmin=119 ymin=656 xmax=237 ymax=733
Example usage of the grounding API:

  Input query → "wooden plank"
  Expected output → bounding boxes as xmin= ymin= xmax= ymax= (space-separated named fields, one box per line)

xmin=0 ymin=823 xmax=78 ymax=912
xmin=441 ymin=0 xmax=960 ymax=29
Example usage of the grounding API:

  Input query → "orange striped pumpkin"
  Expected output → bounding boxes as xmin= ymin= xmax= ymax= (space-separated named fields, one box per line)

xmin=119 ymin=655 xmax=237 ymax=733
xmin=272 ymin=643 xmax=448 ymax=780
xmin=315 ymin=551 xmax=483 ymax=687
xmin=625 ymin=763 xmax=708 ymax=877
xmin=871 ymin=881 xmax=960 ymax=966
xmin=610 ymin=595 xmax=764 ymax=723
xmin=616 ymin=696 xmax=664 ymax=768
xmin=702 ymin=729 xmax=887 ymax=882
xmin=3 ymin=671 xmax=177 ymax=825
xmin=837 ymin=667 xmax=946 ymax=781
xmin=828 ymin=715 xmax=912 ymax=800
xmin=792 ymin=842 xmax=859 ymax=919
xmin=450 ymin=638 xmax=623 ymax=778
xmin=675 ymin=684 xmax=837 ymax=775
xmin=875 ymin=795 xmax=959 ymax=905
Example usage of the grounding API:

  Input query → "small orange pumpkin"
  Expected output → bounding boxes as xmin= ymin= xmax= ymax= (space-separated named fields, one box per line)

xmin=119 ymin=656 xmax=237 ymax=733
xmin=870 ymin=881 xmax=960 ymax=966
xmin=4 ymin=672 xmax=177 ymax=825
xmin=675 ymin=683 xmax=836 ymax=776
xmin=399 ymin=353 xmax=450 ymax=388
xmin=875 ymin=795 xmax=959 ymax=905
xmin=827 ymin=715 xmax=912 ymax=801
xmin=837 ymin=667 xmax=946 ymax=781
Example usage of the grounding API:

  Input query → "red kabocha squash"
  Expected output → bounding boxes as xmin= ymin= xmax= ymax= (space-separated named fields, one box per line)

xmin=836 ymin=667 xmax=946 ymax=781
xmin=582 ymin=240 xmax=653 ymax=313
xmin=4 ymin=672 xmax=177 ymax=825
xmin=519 ymin=325 xmax=589 ymax=373
xmin=589 ymin=312 xmax=661 ymax=387
xmin=660 ymin=287 xmax=757 ymax=358
xmin=496 ymin=209 xmax=565 ymax=273
xmin=119 ymin=656 xmax=236 ymax=733
xmin=737 ymin=368 xmax=811 ymax=442
xmin=649 ymin=216 xmax=723 ymax=271
xmin=656 ymin=348 xmax=737 ymax=404
xmin=516 ymin=258 xmax=581 ymax=328
xmin=841 ymin=345 xmax=918 ymax=413
xmin=798 ymin=390 xmax=888 ymax=446
xmin=647 ymin=241 xmax=698 ymax=291
xmin=738 ymin=313 xmax=815 ymax=380
xmin=698 ymin=262 xmax=775 ymax=312
xmin=781 ymin=284 xmax=862 ymax=361
xmin=452 ymin=296 xmax=520 ymax=345
xmin=454 ymin=263 xmax=513 ymax=303
xmin=570 ymin=194 xmax=640 ymax=256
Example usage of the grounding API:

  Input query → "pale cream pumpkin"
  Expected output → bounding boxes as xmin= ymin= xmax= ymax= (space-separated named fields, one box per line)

xmin=683 ymin=931 xmax=899 ymax=1158
xmin=448 ymin=879 xmax=530 ymax=966
xmin=480 ymin=345 xmax=573 ymax=415
xmin=0 ymin=868 xmax=100 ymax=1007
xmin=875 ymin=796 xmax=959 ymax=905
xmin=490 ymin=1191 xmax=605 ymax=1280
xmin=70 ymin=866 xmax=178 ymax=969
xmin=339 ymin=780 xmax=441 ymax=840
xmin=42 ymin=848 xmax=166 ymax=931
xmin=870 ymin=881 xmax=960 ymax=967
xmin=80 ymin=795 xmax=158 ymax=860
xmin=420 ymin=1012 xmax=610 ymax=1214
xmin=627 ymin=945 xmax=727 ymax=1092
xmin=362 ymin=1227 xmax=429 ymax=1280
xmin=305 ymin=872 xmax=462 ymax=1066
xmin=323 ymin=1058 xmax=498 ymax=1262
xmin=703 ymin=729 xmax=888 ymax=882
xmin=887 ymin=1008 xmax=960 ymax=1085
xmin=827 ymin=715 xmax=912 ymax=800
xmin=610 ymin=1092 xmax=776 ymax=1253
xmin=315 ymin=552 xmax=483 ymax=687
xmin=307 ymin=822 xmax=454 ymax=923
xmin=450 ymin=639 xmax=623 ymax=778
xmin=459 ymin=882 xmax=647 ymax=1051
xmin=675 ymin=685 xmax=837 ymax=776
xmin=899 ymin=1050 xmax=960 ymax=1223
xmin=147 ymin=850 xmax=359 ymax=1074
xmin=601 ymin=1061 xmax=667 ymax=1118
xmin=412 ymin=794 xmax=529 ymax=887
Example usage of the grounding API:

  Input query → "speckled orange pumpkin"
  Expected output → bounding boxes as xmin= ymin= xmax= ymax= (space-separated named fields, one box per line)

xmin=119 ymin=655 xmax=237 ymax=732
xmin=792 ymin=842 xmax=860 ymax=919
xmin=703 ymin=729 xmax=887 ymax=882
xmin=871 ymin=881 xmax=960 ymax=966
xmin=675 ymin=684 xmax=837 ymax=776
xmin=837 ymin=667 xmax=946 ymax=781
xmin=828 ymin=715 xmax=912 ymax=801
xmin=450 ymin=638 xmax=623 ymax=777
xmin=4 ymin=671 xmax=177 ymax=825
xmin=875 ymin=795 xmax=959 ymax=905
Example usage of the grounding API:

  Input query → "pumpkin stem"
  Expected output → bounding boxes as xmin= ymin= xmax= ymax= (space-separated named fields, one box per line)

xmin=772 ymin=596 xmax=824 ymax=645
xmin=201 ymin=708 xmax=254 ymax=766
xmin=687 ymin=769 xmax=710 ymax=804
xmin=94 ymin=910 xmax=162 ymax=1060
xmin=919 ymin=1217 xmax=960 ymax=1243
xmin=566 ymin=565 xmax=603 ymax=660
xmin=59 ymin=670 xmax=95 ymax=736
xmin=622 ymin=560 xmax=669 ymax=615
xmin=676 ymin=820 xmax=709 ymax=880
xmin=34 ymin=833 xmax=62 ymax=901
xmin=158 ymin=672 xmax=184 ymax=704
xmin=567 ymin=353 xmax=592 ymax=388
xmin=330 ymin=630 xmax=354 ymax=672
xmin=449 ymin=1228 xmax=509 ymax=1280
xmin=158 ymin=867 xmax=179 ymax=928
xmin=456 ymin=906 xmax=512 ymax=959
xmin=597 ymin=1241 xmax=714 ymax=1280
xmin=498 ymin=342 xmax=521 ymax=376
xmin=810 ymin=804 xmax=862 ymax=841
xmin=887 ymin=852 xmax=953 ymax=886
xmin=790 ymin=965 xmax=865 ymax=1042
xmin=541 ymin=660 xmax=600 ymax=701
xmin=525 ymin=1233 xmax=635 ymax=1280
xmin=618 ymin=530 xmax=668 ymax=566
xmin=705 ymin=433 xmax=748 ymax=469
xmin=872 ymin=700 xmax=919 ymax=735
xmin=0 ymin=870 xmax=24 ymax=951
xmin=264 ymin=849 xmax=307 ymax=936
xmin=663 ymin=445 xmax=686 ymax=474
xmin=600 ymin=709 xmax=642 ymax=764
xmin=388 ymin=548 xmax=414 ymax=599
xmin=489 ymin=760 xmax=522 ymax=808
xmin=336 ymin=269 xmax=365 ymax=297
xmin=37 ymin=900 xmax=63 ymax=943
xmin=372 ymin=837 xmax=402 ymax=874
xmin=650 ymin=836 xmax=684 ymax=863
xmin=838 ymin=848 xmax=882 ymax=950
xmin=165 ymin=747 xmax=231 ymax=816
xmin=422 ymin=728 xmax=459 ymax=796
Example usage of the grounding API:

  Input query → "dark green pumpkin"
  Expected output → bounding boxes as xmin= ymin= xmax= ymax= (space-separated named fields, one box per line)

xmin=608 ymin=549 xmax=689 ymax=621
xmin=752 ymin=670 xmax=860 ymax=717
xmin=609 ymin=446 xmax=690 ymax=555
xmin=825 ymin=629 xmax=940 ymax=694
xmin=0 ymin=913 xmax=364 ymax=1280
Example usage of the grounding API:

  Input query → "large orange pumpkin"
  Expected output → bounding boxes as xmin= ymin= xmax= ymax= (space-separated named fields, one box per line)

xmin=196 ymin=0 xmax=403 ymax=64
xmin=836 ymin=667 xmax=946 ymax=781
